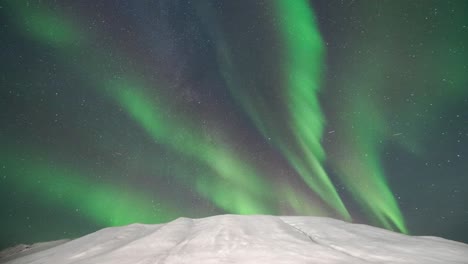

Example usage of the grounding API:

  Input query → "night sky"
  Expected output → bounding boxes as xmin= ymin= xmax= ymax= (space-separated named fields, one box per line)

xmin=1 ymin=0 xmax=467 ymax=249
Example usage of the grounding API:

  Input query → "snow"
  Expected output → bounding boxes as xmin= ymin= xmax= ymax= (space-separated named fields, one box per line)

xmin=2 ymin=215 xmax=467 ymax=264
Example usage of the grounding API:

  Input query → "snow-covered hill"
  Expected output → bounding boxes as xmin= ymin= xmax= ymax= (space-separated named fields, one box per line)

xmin=2 ymin=215 xmax=467 ymax=263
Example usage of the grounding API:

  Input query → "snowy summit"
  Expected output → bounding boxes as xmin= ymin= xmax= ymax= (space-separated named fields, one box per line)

xmin=2 ymin=215 xmax=467 ymax=264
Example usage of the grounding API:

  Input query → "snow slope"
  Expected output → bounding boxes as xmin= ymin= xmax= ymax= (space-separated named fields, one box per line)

xmin=2 ymin=215 xmax=467 ymax=264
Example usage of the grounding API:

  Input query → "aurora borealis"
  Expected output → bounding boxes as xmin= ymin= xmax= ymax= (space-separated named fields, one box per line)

xmin=1 ymin=0 xmax=467 ymax=249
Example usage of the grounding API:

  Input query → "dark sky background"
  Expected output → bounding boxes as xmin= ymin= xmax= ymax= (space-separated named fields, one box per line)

xmin=1 ymin=0 xmax=467 ymax=250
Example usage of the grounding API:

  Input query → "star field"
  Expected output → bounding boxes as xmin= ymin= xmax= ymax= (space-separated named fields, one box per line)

xmin=0 ymin=0 xmax=467 ymax=249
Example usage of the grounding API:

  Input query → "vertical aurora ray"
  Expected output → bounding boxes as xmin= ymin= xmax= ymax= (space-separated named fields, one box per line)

xmin=202 ymin=0 xmax=350 ymax=219
xmin=334 ymin=96 xmax=408 ymax=233
xmin=319 ymin=0 xmax=468 ymax=233
xmin=328 ymin=52 xmax=409 ymax=233
xmin=273 ymin=0 xmax=350 ymax=220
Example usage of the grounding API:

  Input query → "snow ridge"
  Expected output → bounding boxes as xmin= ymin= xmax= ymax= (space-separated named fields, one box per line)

xmin=2 ymin=215 xmax=468 ymax=264
xmin=278 ymin=217 xmax=374 ymax=263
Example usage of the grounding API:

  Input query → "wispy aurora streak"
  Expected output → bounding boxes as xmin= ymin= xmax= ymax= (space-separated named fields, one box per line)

xmin=330 ymin=54 xmax=408 ymax=233
xmin=340 ymin=97 xmax=407 ymax=233
xmin=203 ymin=0 xmax=350 ymax=220
xmin=273 ymin=0 xmax=350 ymax=220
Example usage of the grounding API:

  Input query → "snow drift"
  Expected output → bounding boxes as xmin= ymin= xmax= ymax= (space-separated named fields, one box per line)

xmin=2 ymin=215 xmax=467 ymax=263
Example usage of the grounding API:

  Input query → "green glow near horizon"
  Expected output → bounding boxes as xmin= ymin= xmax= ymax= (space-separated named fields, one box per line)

xmin=278 ymin=182 xmax=332 ymax=217
xmin=1 ymin=151 xmax=178 ymax=226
